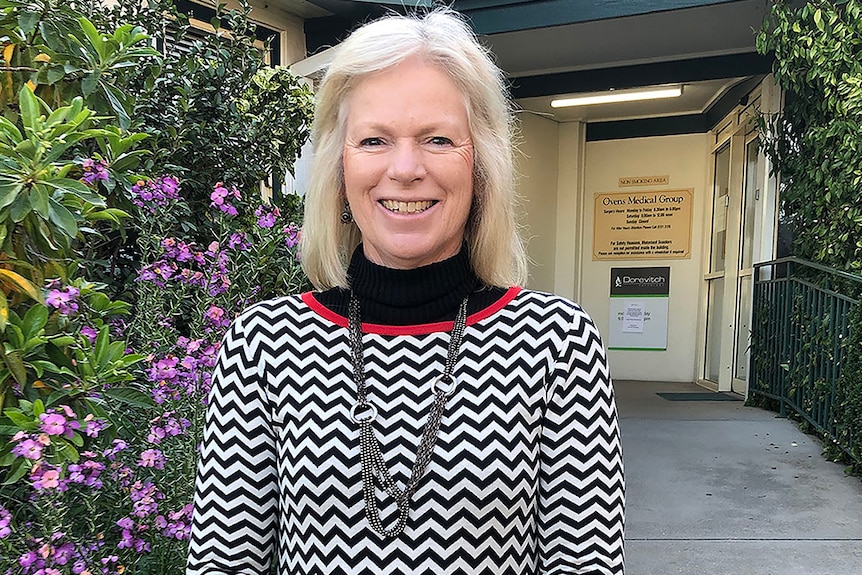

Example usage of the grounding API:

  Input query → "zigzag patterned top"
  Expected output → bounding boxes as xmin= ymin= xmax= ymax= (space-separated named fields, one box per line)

xmin=187 ymin=287 xmax=625 ymax=575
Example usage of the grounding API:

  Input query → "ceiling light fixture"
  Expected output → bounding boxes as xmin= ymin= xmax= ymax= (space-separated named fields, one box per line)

xmin=550 ymin=85 xmax=683 ymax=108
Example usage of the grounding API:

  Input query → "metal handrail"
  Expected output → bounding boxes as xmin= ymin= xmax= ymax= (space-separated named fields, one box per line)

xmin=754 ymin=256 xmax=862 ymax=285
xmin=750 ymin=257 xmax=862 ymax=462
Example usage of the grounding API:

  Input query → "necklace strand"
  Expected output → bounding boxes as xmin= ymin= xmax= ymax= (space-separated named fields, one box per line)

xmin=348 ymin=293 xmax=469 ymax=537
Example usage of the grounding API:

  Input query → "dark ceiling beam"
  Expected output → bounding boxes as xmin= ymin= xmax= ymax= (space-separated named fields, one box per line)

xmin=457 ymin=0 xmax=745 ymax=35
xmin=586 ymin=73 xmax=767 ymax=141
xmin=510 ymin=52 xmax=773 ymax=99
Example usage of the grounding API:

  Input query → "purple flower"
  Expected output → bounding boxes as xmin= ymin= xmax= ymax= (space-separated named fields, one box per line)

xmin=284 ymin=223 xmax=300 ymax=249
xmin=0 ymin=505 xmax=11 ymax=538
xmin=53 ymin=543 xmax=74 ymax=565
xmin=116 ymin=517 xmax=134 ymax=530
xmin=84 ymin=417 xmax=107 ymax=438
xmin=228 ymin=231 xmax=249 ymax=250
xmin=103 ymin=439 xmax=128 ymax=460
xmin=19 ymin=551 xmax=38 ymax=569
xmin=204 ymin=305 xmax=231 ymax=329
xmin=129 ymin=481 xmax=162 ymax=517
xmin=32 ymin=468 xmax=62 ymax=490
xmin=258 ymin=213 xmax=275 ymax=228
xmin=254 ymin=204 xmax=280 ymax=228
xmin=44 ymin=284 xmax=79 ymax=316
xmin=210 ymin=182 xmax=239 ymax=216
xmin=13 ymin=438 xmax=42 ymax=460
xmin=132 ymin=176 xmax=181 ymax=212
xmin=137 ymin=449 xmax=165 ymax=470
xmin=81 ymin=158 xmax=109 ymax=186
xmin=149 ymin=356 xmax=179 ymax=382
xmin=80 ymin=325 xmax=98 ymax=344
xmin=40 ymin=413 xmax=67 ymax=436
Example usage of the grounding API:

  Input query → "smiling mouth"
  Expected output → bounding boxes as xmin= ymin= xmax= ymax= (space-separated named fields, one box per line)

xmin=380 ymin=200 xmax=437 ymax=214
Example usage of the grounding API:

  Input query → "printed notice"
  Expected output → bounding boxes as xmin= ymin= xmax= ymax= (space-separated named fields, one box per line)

xmin=593 ymin=189 xmax=693 ymax=260
xmin=622 ymin=303 xmax=645 ymax=333
xmin=608 ymin=267 xmax=670 ymax=351
xmin=619 ymin=175 xmax=669 ymax=187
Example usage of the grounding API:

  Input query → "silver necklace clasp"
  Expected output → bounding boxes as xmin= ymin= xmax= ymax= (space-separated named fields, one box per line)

xmin=350 ymin=402 xmax=378 ymax=423
xmin=432 ymin=373 xmax=458 ymax=397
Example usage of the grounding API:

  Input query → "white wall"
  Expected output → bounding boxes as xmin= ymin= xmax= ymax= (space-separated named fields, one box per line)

xmin=515 ymin=112 xmax=561 ymax=292
xmin=581 ymin=134 xmax=711 ymax=382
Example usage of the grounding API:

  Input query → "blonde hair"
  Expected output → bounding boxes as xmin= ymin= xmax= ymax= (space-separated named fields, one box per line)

xmin=300 ymin=9 xmax=527 ymax=289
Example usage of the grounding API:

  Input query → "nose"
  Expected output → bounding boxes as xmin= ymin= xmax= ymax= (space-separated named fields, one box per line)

xmin=387 ymin=140 xmax=426 ymax=184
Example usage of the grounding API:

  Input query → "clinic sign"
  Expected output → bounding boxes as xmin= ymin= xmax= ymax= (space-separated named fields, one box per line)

xmin=593 ymin=189 xmax=693 ymax=260
xmin=608 ymin=267 xmax=670 ymax=351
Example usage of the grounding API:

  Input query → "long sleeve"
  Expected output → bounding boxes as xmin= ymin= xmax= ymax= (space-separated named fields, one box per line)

xmin=537 ymin=306 xmax=625 ymax=574
xmin=187 ymin=313 xmax=278 ymax=575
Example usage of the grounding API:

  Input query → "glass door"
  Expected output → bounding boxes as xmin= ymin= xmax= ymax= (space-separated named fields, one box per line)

xmin=732 ymin=136 xmax=761 ymax=394
xmin=704 ymin=143 xmax=730 ymax=384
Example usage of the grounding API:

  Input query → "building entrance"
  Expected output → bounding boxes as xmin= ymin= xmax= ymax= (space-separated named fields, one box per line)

xmin=703 ymin=117 xmax=765 ymax=394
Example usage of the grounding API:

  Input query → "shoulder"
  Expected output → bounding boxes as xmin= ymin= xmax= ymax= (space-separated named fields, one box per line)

xmin=229 ymin=294 xmax=312 ymax=334
xmin=509 ymin=288 xmax=595 ymax=324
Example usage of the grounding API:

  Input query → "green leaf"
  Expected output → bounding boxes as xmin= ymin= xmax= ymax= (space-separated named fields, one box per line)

xmin=18 ymin=11 xmax=40 ymax=35
xmin=9 ymin=190 xmax=30 ymax=222
xmin=2 ymin=458 xmax=30 ymax=484
xmin=85 ymin=208 xmax=129 ymax=224
xmin=0 ymin=180 xmax=21 ymax=211
xmin=2 ymin=350 xmax=27 ymax=386
xmin=30 ymin=360 xmax=58 ymax=377
xmin=78 ymin=17 xmax=107 ymax=63
xmin=69 ymin=431 xmax=84 ymax=447
xmin=18 ymin=85 xmax=40 ymax=133
xmin=100 ymin=83 xmax=131 ymax=130
xmin=93 ymin=326 xmax=109 ymax=363
xmin=45 ymin=389 xmax=70 ymax=406
xmin=32 ymin=398 xmax=45 ymax=418
xmin=0 ymin=290 xmax=7 ymax=332
xmin=47 ymin=335 xmax=75 ymax=347
xmin=45 ymin=179 xmax=106 ymax=206
xmin=53 ymin=437 xmax=79 ymax=463
xmin=102 ymin=387 xmax=154 ymax=409
xmin=3 ymin=410 xmax=33 ymax=428
xmin=0 ymin=116 xmax=23 ymax=143
xmin=47 ymin=198 xmax=78 ymax=238
xmin=81 ymin=70 xmax=100 ymax=98
xmin=39 ymin=21 xmax=66 ymax=52
xmin=22 ymin=304 xmax=48 ymax=340
xmin=29 ymin=184 xmax=50 ymax=218
xmin=46 ymin=65 xmax=65 ymax=84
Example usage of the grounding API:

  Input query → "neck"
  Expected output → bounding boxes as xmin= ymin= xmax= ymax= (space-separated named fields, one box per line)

xmin=347 ymin=246 xmax=477 ymax=324
xmin=312 ymin=245 xmax=509 ymax=327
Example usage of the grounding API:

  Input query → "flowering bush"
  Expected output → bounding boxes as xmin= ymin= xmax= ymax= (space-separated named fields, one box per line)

xmin=0 ymin=0 xmax=312 ymax=573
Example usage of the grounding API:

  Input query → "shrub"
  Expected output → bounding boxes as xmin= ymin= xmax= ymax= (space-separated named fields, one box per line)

xmin=0 ymin=0 xmax=312 ymax=572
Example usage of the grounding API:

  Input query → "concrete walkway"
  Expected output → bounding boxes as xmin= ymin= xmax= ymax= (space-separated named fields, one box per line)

xmin=616 ymin=380 xmax=862 ymax=575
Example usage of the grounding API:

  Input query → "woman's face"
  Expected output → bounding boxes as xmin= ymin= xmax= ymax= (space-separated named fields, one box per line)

xmin=342 ymin=56 xmax=474 ymax=270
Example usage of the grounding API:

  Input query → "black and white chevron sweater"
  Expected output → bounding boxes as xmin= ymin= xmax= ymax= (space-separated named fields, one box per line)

xmin=187 ymin=251 xmax=625 ymax=575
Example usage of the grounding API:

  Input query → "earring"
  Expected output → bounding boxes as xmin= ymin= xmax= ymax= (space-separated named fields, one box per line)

xmin=341 ymin=203 xmax=353 ymax=224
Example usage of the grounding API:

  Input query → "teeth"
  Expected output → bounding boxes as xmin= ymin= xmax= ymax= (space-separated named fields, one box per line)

xmin=381 ymin=200 xmax=434 ymax=213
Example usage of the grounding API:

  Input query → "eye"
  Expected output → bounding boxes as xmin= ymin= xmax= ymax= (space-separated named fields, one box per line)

xmin=359 ymin=137 xmax=385 ymax=147
xmin=429 ymin=136 xmax=454 ymax=146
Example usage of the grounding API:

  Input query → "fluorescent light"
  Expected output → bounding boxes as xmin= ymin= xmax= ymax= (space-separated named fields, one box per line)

xmin=550 ymin=85 xmax=683 ymax=108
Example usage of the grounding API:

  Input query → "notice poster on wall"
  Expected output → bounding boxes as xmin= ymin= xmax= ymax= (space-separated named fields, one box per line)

xmin=608 ymin=267 xmax=670 ymax=351
xmin=593 ymin=189 xmax=693 ymax=260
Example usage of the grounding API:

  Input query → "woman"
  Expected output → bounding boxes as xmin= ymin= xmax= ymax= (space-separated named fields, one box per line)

xmin=187 ymin=9 xmax=624 ymax=575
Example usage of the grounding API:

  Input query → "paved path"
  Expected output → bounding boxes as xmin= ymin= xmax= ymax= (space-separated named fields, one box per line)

xmin=616 ymin=380 xmax=862 ymax=575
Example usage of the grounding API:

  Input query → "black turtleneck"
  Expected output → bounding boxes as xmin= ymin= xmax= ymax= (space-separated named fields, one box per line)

xmin=314 ymin=246 xmax=508 ymax=325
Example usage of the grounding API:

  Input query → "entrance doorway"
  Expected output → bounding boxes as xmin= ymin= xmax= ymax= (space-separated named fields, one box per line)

xmin=703 ymin=121 xmax=765 ymax=394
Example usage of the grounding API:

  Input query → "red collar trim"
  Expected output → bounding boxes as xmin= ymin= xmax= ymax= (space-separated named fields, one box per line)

xmin=301 ymin=286 xmax=521 ymax=336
